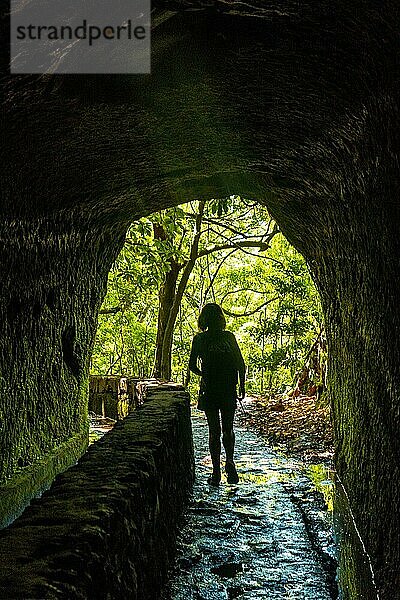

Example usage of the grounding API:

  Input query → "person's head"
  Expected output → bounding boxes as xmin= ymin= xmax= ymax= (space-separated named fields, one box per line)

xmin=198 ymin=303 xmax=226 ymax=332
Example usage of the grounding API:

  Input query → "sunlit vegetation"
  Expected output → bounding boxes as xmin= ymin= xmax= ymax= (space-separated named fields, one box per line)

xmin=307 ymin=464 xmax=335 ymax=512
xmin=91 ymin=197 xmax=323 ymax=396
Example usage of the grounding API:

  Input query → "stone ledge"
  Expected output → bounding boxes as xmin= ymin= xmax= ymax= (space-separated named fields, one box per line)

xmin=0 ymin=386 xmax=194 ymax=599
xmin=0 ymin=430 xmax=88 ymax=530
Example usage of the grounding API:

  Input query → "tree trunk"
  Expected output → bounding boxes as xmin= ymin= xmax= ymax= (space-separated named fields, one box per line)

xmin=158 ymin=258 xmax=197 ymax=380
xmin=153 ymin=260 xmax=181 ymax=379
xmin=158 ymin=202 xmax=206 ymax=380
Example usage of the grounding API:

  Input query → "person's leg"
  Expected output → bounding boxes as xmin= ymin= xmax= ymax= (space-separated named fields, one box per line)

xmin=221 ymin=406 xmax=235 ymax=461
xmin=205 ymin=408 xmax=222 ymax=484
xmin=221 ymin=406 xmax=239 ymax=484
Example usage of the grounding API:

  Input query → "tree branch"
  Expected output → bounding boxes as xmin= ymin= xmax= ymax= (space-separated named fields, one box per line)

xmin=183 ymin=213 xmax=271 ymax=239
xmin=198 ymin=239 xmax=271 ymax=257
xmin=220 ymin=288 xmax=267 ymax=303
xmin=202 ymin=249 xmax=236 ymax=303
xmin=222 ymin=296 xmax=280 ymax=318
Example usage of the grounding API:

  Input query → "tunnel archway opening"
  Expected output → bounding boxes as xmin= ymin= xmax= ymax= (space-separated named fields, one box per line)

xmin=91 ymin=196 xmax=325 ymax=400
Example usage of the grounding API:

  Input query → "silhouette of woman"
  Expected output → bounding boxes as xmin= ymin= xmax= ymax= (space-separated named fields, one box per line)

xmin=189 ymin=303 xmax=246 ymax=485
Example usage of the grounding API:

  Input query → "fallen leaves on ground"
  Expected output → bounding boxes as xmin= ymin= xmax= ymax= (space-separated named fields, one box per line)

xmin=238 ymin=395 xmax=334 ymax=463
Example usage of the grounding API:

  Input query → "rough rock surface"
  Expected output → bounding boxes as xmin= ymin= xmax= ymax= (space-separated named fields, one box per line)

xmin=0 ymin=431 xmax=87 ymax=530
xmin=0 ymin=386 xmax=194 ymax=599
xmin=162 ymin=408 xmax=336 ymax=600
xmin=2 ymin=2 xmax=400 ymax=595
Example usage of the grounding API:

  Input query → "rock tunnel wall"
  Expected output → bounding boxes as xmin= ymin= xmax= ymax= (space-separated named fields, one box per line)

xmin=3 ymin=2 xmax=400 ymax=597
xmin=0 ymin=217 xmax=128 ymax=530
xmin=0 ymin=217 xmax=127 ymax=484
xmin=0 ymin=430 xmax=87 ymax=530
xmin=0 ymin=384 xmax=194 ymax=599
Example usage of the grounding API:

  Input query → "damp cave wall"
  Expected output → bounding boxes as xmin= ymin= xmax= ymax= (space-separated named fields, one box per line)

xmin=2 ymin=1 xmax=400 ymax=598
xmin=0 ymin=215 xmax=127 ymax=526
xmin=262 ymin=93 xmax=400 ymax=599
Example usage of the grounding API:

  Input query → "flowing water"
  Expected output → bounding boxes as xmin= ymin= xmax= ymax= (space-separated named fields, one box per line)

xmin=162 ymin=408 xmax=336 ymax=600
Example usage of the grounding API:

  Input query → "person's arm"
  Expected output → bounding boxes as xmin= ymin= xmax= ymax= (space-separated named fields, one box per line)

xmin=237 ymin=355 xmax=246 ymax=400
xmin=230 ymin=333 xmax=246 ymax=398
xmin=189 ymin=335 xmax=202 ymax=377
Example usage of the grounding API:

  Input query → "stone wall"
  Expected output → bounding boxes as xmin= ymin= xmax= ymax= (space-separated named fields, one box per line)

xmin=89 ymin=375 xmax=140 ymax=419
xmin=0 ymin=384 xmax=194 ymax=599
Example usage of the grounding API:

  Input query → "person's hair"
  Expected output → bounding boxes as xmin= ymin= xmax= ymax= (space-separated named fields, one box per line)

xmin=198 ymin=303 xmax=226 ymax=331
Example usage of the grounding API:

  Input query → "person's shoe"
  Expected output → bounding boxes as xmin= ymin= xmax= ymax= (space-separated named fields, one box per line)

xmin=207 ymin=470 xmax=221 ymax=486
xmin=225 ymin=460 xmax=239 ymax=484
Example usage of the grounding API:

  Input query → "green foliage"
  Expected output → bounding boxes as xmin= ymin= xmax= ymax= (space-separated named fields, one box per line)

xmin=91 ymin=198 xmax=323 ymax=394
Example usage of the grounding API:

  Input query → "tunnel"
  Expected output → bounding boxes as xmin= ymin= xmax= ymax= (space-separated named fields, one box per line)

xmin=1 ymin=1 xmax=400 ymax=598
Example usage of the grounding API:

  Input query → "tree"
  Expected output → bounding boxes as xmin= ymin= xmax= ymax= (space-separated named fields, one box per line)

xmin=92 ymin=198 xmax=322 ymax=397
xmin=153 ymin=198 xmax=279 ymax=380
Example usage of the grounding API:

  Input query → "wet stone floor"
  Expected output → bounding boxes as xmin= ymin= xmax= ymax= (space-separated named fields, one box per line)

xmin=162 ymin=408 xmax=336 ymax=600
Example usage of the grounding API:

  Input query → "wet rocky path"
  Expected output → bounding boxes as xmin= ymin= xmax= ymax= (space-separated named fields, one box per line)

xmin=162 ymin=406 xmax=336 ymax=600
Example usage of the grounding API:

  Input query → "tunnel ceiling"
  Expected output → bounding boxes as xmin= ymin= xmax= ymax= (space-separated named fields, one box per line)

xmin=2 ymin=1 xmax=400 ymax=233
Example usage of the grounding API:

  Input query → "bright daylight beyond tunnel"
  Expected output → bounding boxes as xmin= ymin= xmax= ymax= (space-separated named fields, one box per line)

xmin=92 ymin=196 xmax=325 ymax=396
